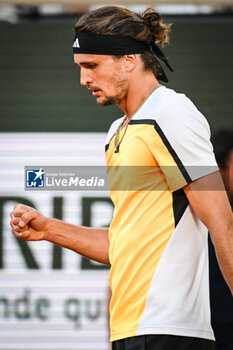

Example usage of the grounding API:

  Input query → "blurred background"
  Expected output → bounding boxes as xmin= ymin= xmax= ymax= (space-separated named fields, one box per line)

xmin=0 ymin=1 xmax=233 ymax=349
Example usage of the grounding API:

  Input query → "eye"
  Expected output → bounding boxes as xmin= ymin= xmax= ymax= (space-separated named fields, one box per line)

xmin=87 ymin=64 xmax=97 ymax=69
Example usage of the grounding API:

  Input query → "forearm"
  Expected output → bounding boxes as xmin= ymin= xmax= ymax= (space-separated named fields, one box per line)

xmin=45 ymin=218 xmax=110 ymax=265
xmin=210 ymin=216 xmax=233 ymax=294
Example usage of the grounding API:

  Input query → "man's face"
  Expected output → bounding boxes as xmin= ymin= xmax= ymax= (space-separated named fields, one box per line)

xmin=74 ymin=54 xmax=128 ymax=106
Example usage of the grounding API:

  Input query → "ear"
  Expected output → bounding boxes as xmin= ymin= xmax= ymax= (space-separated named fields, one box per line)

xmin=122 ymin=54 xmax=137 ymax=72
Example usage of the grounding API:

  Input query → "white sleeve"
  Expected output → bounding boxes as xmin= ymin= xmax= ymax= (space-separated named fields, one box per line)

xmin=156 ymin=98 xmax=218 ymax=183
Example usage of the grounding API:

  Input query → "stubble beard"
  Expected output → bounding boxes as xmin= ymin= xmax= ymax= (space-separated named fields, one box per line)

xmin=97 ymin=72 xmax=128 ymax=107
xmin=97 ymin=95 xmax=122 ymax=106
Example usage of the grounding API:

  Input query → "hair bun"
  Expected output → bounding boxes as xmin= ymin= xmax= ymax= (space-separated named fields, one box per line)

xmin=141 ymin=8 xmax=171 ymax=46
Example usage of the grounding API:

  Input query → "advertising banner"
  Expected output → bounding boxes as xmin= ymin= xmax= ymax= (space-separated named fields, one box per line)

xmin=0 ymin=133 xmax=113 ymax=350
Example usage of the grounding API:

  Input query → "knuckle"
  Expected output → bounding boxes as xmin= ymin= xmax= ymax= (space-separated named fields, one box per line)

xmin=21 ymin=225 xmax=29 ymax=232
xmin=14 ymin=225 xmax=21 ymax=232
xmin=14 ymin=204 xmax=30 ymax=215
xmin=14 ymin=203 xmax=23 ymax=210
xmin=13 ymin=217 xmax=19 ymax=224
xmin=22 ymin=212 xmax=28 ymax=221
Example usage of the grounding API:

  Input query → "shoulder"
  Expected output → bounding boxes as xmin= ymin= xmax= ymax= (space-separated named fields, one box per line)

xmin=135 ymin=86 xmax=206 ymax=122
xmin=134 ymin=86 xmax=211 ymax=144
xmin=139 ymin=87 xmax=217 ymax=173
xmin=133 ymin=86 xmax=180 ymax=120
xmin=156 ymin=88 xmax=211 ymax=149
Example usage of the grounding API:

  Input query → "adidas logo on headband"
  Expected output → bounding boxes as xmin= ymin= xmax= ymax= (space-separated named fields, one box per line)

xmin=73 ymin=38 xmax=80 ymax=48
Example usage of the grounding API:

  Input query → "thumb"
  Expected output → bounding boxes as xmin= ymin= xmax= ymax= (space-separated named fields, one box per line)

xmin=18 ymin=209 xmax=39 ymax=228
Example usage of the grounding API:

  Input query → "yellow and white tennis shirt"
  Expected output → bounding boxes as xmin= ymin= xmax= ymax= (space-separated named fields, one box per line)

xmin=105 ymin=86 xmax=217 ymax=342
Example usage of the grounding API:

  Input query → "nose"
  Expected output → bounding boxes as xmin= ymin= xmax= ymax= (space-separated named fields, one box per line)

xmin=80 ymin=68 xmax=93 ymax=86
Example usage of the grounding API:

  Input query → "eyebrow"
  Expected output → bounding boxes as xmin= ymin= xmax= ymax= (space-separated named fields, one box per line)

xmin=76 ymin=61 xmax=97 ymax=67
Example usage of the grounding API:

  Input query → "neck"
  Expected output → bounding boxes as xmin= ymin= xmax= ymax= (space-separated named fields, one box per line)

xmin=118 ymin=72 xmax=160 ymax=119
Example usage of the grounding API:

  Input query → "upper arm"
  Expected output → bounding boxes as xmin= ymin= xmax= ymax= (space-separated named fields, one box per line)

xmin=184 ymin=171 xmax=233 ymax=244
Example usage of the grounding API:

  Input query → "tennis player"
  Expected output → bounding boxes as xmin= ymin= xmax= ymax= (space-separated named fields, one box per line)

xmin=10 ymin=6 xmax=233 ymax=350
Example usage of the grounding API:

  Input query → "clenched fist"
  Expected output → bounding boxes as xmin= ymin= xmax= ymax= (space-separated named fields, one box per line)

xmin=10 ymin=204 xmax=49 ymax=241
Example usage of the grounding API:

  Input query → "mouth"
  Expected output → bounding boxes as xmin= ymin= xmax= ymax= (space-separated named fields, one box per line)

xmin=87 ymin=86 xmax=101 ymax=97
xmin=92 ymin=90 xmax=101 ymax=96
